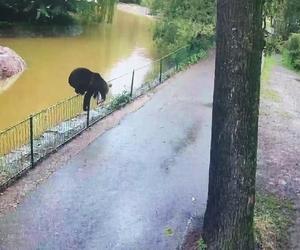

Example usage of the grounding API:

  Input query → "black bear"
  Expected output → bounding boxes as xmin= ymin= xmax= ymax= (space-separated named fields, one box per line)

xmin=68 ymin=68 xmax=110 ymax=111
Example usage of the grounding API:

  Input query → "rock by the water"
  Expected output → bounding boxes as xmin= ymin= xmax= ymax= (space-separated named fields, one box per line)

xmin=0 ymin=46 xmax=26 ymax=93
xmin=0 ymin=46 xmax=26 ymax=80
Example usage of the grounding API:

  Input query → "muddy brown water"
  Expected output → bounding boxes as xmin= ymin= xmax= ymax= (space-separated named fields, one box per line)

xmin=0 ymin=10 xmax=156 ymax=131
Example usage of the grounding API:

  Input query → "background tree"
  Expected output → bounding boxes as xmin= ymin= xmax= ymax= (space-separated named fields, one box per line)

xmin=147 ymin=0 xmax=215 ymax=52
xmin=119 ymin=0 xmax=142 ymax=4
xmin=202 ymin=0 xmax=264 ymax=249
xmin=76 ymin=0 xmax=115 ymax=24
xmin=275 ymin=0 xmax=300 ymax=39
xmin=0 ymin=0 xmax=116 ymax=24
xmin=263 ymin=0 xmax=300 ymax=39
xmin=286 ymin=33 xmax=300 ymax=70
xmin=263 ymin=0 xmax=300 ymax=70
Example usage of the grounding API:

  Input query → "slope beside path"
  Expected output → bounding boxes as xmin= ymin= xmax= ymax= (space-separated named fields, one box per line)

xmin=257 ymin=56 xmax=300 ymax=249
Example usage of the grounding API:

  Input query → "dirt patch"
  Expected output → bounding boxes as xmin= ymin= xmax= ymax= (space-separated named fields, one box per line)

xmin=257 ymin=56 xmax=300 ymax=249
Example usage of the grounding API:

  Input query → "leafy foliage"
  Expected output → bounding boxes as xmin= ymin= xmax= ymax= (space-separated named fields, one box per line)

xmin=145 ymin=0 xmax=215 ymax=52
xmin=264 ymin=0 xmax=300 ymax=40
xmin=119 ymin=0 xmax=141 ymax=4
xmin=108 ymin=91 xmax=132 ymax=111
xmin=263 ymin=0 xmax=300 ymax=57
xmin=197 ymin=239 xmax=207 ymax=250
xmin=286 ymin=33 xmax=300 ymax=70
xmin=264 ymin=34 xmax=283 ymax=55
xmin=176 ymin=49 xmax=209 ymax=71
xmin=0 ymin=0 xmax=116 ymax=24
xmin=76 ymin=0 xmax=115 ymax=24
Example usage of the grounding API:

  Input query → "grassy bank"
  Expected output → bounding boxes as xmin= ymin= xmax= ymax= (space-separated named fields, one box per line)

xmin=195 ymin=192 xmax=294 ymax=250
xmin=261 ymin=56 xmax=281 ymax=102
xmin=255 ymin=192 xmax=294 ymax=249
xmin=255 ymin=54 xmax=295 ymax=249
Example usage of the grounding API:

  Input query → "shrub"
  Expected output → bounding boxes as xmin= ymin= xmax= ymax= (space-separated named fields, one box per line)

xmin=108 ymin=91 xmax=131 ymax=111
xmin=0 ymin=0 xmax=116 ymax=25
xmin=151 ymin=0 xmax=216 ymax=53
xmin=286 ymin=33 xmax=300 ymax=70
xmin=119 ymin=0 xmax=141 ymax=3
xmin=264 ymin=34 xmax=283 ymax=55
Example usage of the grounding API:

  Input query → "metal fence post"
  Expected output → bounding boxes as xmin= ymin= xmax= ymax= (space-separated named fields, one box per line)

xmin=29 ymin=115 xmax=34 ymax=167
xmin=159 ymin=59 xmax=163 ymax=83
xmin=87 ymin=101 xmax=90 ymax=128
xmin=130 ymin=70 xmax=135 ymax=97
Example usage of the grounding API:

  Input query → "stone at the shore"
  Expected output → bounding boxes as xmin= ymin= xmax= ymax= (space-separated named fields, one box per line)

xmin=0 ymin=46 xmax=26 ymax=80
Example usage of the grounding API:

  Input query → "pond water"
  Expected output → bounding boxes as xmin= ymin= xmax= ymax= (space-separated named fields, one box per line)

xmin=0 ymin=10 xmax=156 ymax=131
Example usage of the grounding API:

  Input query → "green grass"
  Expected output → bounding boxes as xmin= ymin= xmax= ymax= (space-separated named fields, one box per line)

xmin=196 ymin=192 xmax=293 ymax=249
xmin=197 ymin=238 xmax=207 ymax=250
xmin=255 ymin=192 xmax=294 ymax=250
xmin=261 ymin=56 xmax=282 ymax=102
xmin=164 ymin=227 xmax=174 ymax=237
xmin=261 ymin=56 xmax=276 ymax=82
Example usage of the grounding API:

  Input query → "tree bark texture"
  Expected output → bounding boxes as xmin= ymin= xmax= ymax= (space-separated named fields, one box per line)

xmin=203 ymin=0 xmax=264 ymax=249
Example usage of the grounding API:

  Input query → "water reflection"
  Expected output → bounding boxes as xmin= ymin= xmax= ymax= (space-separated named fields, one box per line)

xmin=107 ymin=48 xmax=152 ymax=95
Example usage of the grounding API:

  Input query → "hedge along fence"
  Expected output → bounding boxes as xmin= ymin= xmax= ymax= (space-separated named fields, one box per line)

xmin=0 ymin=44 xmax=207 ymax=191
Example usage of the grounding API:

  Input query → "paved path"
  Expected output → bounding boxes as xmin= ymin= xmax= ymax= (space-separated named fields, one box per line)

xmin=0 ymin=55 xmax=215 ymax=250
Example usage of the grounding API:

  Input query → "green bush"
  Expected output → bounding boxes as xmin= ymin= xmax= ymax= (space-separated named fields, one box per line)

xmin=119 ymin=0 xmax=141 ymax=4
xmin=0 ymin=0 xmax=116 ymax=25
xmin=149 ymin=0 xmax=215 ymax=53
xmin=108 ymin=91 xmax=132 ymax=111
xmin=140 ymin=0 xmax=160 ymax=14
xmin=0 ymin=0 xmax=78 ymax=24
xmin=286 ymin=33 xmax=300 ymax=70
xmin=197 ymin=239 xmax=207 ymax=250
xmin=264 ymin=34 xmax=283 ymax=55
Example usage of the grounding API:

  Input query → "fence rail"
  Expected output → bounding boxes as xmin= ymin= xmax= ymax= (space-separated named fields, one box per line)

xmin=0 ymin=44 xmax=203 ymax=190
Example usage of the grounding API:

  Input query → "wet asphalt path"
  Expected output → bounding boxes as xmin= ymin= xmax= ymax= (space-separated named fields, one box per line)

xmin=0 ymin=55 xmax=214 ymax=250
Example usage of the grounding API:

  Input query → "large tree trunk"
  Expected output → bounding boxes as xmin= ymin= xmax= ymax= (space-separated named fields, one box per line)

xmin=203 ymin=0 xmax=264 ymax=249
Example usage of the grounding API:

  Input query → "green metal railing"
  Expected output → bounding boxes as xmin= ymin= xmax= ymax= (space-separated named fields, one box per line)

xmin=0 ymin=44 xmax=202 ymax=190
